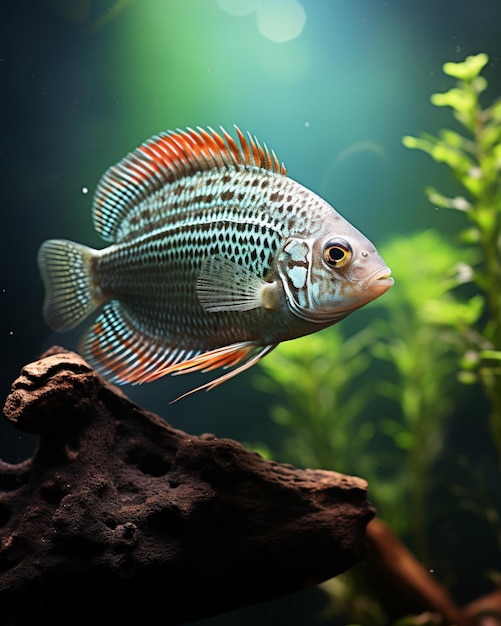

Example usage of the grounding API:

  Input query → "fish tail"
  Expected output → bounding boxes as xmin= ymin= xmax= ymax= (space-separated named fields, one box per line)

xmin=38 ymin=239 xmax=103 ymax=332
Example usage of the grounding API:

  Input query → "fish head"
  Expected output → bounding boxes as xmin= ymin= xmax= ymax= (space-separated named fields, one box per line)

xmin=277 ymin=226 xmax=393 ymax=324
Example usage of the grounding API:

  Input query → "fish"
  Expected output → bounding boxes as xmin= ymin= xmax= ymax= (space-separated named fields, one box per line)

xmin=38 ymin=125 xmax=393 ymax=400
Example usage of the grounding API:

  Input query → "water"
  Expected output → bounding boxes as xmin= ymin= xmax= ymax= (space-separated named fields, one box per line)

xmin=2 ymin=1 xmax=501 ymax=623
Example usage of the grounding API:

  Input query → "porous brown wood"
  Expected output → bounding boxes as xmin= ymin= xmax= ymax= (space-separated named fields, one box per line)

xmin=0 ymin=347 xmax=374 ymax=626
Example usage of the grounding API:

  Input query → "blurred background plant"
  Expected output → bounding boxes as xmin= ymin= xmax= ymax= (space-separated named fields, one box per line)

xmin=403 ymin=52 xmax=501 ymax=462
xmin=253 ymin=229 xmax=477 ymax=624
xmin=253 ymin=53 xmax=501 ymax=624
xmin=369 ymin=230 xmax=479 ymax=561
xmin=254 ymin=325 xmax=376 ymax=474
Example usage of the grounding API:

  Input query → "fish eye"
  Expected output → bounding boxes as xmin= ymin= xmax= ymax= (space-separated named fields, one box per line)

xmin=323 ymin=240 xmax=352 ymax=268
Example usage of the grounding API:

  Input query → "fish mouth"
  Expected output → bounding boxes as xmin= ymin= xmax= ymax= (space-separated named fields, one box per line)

xmin=362 ymin=266 xmax=394 ymax=289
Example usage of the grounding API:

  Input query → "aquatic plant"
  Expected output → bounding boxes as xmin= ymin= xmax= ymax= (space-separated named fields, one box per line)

xmin=370 ymin=230 xmax=478 ymax=560
xmin=252 ymin=50 xmax=501 ymax=625
xmin=254 ymin=325 xmax=377 ymax=475
xmin=255 ymin=230 xmax=474 ymax=555
xmin=403 ymin=53 xmax=501 ymax=461
xmin=253 ymin=231 xmax=468 ymax=622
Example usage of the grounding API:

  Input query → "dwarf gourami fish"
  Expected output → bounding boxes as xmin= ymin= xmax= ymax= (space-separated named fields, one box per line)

xmin=38 ymin=126 xmax=393 ymax=400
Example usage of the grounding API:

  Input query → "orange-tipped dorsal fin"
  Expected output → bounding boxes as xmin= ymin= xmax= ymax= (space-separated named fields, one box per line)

xmin=92 ymin=126 xmax=287 ymax=243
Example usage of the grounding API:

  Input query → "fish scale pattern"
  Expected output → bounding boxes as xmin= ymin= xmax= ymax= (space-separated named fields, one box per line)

xmin=38 ymin=125 xmax=392 ymax=398
xmin=92 ymin=166 xmax=329 ymax=348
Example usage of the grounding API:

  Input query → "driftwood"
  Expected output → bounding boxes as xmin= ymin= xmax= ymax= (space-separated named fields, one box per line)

xmin=0 ymin=348 xmax=373 ymax=626
xmin=361 ymin=518 xmax=501 ymax=625
xmin=363 ymin=519 xmax=469 ymax=625
xmin=1 ymin=348 xmax=499 ymax=625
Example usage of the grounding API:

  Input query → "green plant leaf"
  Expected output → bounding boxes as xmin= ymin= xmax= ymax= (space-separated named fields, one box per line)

xmin=481 ymin=349 xmax=501 ymax=361
xmin=423 ymin=294 xmax=484 ymax=327
xmin=403 ymin=134 xmax=473 ymax=172
xmin=431 ymin=87 xmax=475 ymax=114
xmin=442 ymin=52 xmax=489 ymax=81
xmin=425 ymin=187 xmax=472 ymax=211
xmin=439 ymin=128 xmax=475 ymax=152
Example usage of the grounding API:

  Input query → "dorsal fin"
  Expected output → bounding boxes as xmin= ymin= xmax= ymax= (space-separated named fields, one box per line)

xmin=92 ymin=126 xmax=287 ymax=243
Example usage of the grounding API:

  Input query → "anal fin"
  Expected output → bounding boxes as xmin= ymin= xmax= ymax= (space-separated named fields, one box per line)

xmin=81 ymin=301 xmax=277 ymax=401
xmin=81 ymin=302 xmax=194 ymax=385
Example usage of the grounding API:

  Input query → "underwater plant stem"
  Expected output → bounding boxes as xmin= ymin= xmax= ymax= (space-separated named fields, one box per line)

xmin=470 ymin=105 xmax=501 ymax=461
xmin=472 ymin=105 xmax=501 ymax=345
xmin=392 ymin=322 xmax=437 ymax=564
xmin=409 ymin=421 xmax=432 ymax=565
xmin=477 ymin=226 xmax=501 ymax=460
xmin=406 ymin=365 xmax=434 ymax=565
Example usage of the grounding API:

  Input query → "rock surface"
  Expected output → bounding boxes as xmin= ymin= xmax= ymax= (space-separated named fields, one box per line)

xmin=0 ymin=348 xmax=373 ymax=625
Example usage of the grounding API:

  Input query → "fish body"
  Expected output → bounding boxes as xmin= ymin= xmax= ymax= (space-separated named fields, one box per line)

xmin=38 ymin=126 xmax=393 ymax=398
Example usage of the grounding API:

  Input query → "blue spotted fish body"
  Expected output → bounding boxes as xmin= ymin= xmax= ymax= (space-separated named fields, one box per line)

xmin=38 ymin=126 xmax=393 ymax=399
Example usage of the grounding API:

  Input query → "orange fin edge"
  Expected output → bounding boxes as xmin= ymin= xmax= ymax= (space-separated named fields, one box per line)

xmin=169 ymin=343 xmax=278 ymax=403
xmin=138 ymin=341 xmax=276 ymax=401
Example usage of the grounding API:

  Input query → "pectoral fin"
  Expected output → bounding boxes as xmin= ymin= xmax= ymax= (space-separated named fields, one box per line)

xmin=196 ymin=255 xmax=278 ymax=312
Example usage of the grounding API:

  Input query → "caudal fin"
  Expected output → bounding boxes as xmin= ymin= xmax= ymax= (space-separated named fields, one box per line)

xmin=37 ymin=239 xmax=103 ymax=332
